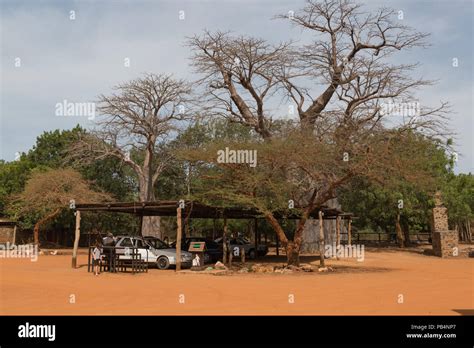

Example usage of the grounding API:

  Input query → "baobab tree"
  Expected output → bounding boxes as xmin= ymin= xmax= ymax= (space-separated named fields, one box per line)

xmin=69 ymin=74 xmax=193 ymax=237
xmin=188 ymin=31 xmax=292 ymax=139
xmin=186 ymin=0 xmax=450 ymax=264
xmin=189 ymin=1 xmax=447 ymax=136
xmin=277 ymin=0 xmax=436 ymax=128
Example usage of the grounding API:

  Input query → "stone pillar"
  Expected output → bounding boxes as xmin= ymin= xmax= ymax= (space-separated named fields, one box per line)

xmin=432 ymin=208 xmax=449 ymax=232
xmin=431 ymin=191 xmax=458 ymax=258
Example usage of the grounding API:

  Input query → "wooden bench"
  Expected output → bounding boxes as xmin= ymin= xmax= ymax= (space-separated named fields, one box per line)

xmin=89 ymin=246 xmax=148 ymax=274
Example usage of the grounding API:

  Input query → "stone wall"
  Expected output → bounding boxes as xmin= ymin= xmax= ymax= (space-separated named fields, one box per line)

xmin=0 ymin=225 xmax=16 ymax=244
xmin=432 ymin=207 xmax=449 ymax=231
xmin=432 ymin=230 xmax=458 ymax=258
xmin=431 ymin=191 xmax=458 ymax=258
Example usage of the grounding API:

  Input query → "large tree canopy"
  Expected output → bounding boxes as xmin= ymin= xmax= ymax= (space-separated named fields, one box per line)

xmin=8 ymin=168 xmax=112 ymax=245
xmin=0 ymin=126 xmax=135 ymax=243
xmin=442 ymin=173 xmax=474 ymax=242
xmin=177 ymin=120 xmax=448 ymax=264
xmin=69 ymin=73 xmax=193 ymax=238
xmin=1 ymin=0 xmax=469 ymax=265
xmin=181 ymin=0 xmax=452 ymax=265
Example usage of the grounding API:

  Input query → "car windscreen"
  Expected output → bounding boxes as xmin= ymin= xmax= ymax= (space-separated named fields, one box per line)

xmin=205 ymin=240 xmax=219 ymax=249
xmin=145 ymin=238 xmax=168 ymax=249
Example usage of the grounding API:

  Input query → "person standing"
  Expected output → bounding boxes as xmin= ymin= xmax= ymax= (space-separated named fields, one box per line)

xmin=92 ymin=244 xmax=102 ymax=276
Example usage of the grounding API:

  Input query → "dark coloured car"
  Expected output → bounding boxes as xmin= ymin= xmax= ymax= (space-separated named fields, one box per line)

xmin=171 ymin=237 xmax=223 ymax=264
xmin=215 ymin=236 xmax=268 ymax=259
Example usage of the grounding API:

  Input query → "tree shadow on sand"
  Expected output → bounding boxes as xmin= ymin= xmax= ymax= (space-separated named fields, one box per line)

xmin=239 ymin=255 xmax=394 ymax=274
xmin=452 ymin=309 xmax=474 ymax=315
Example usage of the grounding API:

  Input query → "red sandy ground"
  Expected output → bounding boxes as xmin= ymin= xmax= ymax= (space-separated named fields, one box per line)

xmin=1 ymin=247 xmax=472 ymax=315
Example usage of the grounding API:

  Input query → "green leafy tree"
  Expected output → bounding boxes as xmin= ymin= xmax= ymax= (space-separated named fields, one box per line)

xmin=178 ymin=123 xmax=443 ymax=265
xmin=0 ymin=157 xmax=36 ymax=213
xmin=7 ymin=168 xmax=112 ymax=246
xmin=0 ymin=126 xmax=136 ymax=244
xmin=443 ymin=173 xmax=474 ymax=241
xmin=338 ymin=136 xmax=450 ymax=246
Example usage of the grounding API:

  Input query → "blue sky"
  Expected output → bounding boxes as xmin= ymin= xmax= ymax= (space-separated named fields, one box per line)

xmin=1 ymin=0 xmax=472 ymax=173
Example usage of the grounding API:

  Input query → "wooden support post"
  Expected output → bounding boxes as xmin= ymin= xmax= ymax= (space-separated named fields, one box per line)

xmin=336 ymin=215 xmax=341 ymax=259
xmin=212 ymin=219 xmax=216 ymax=241
xmin=223 ymin=217 xmax=228 ymax=264
xmin=254 ymin=218 xmax=258 ymax=259
xmin=348 ymin=217 xmax=352 ymax=245
xmin=182 ymin=212 xmax=187 ymax=242
xmin=241 ymin=247 xmax=245 ymax=263
xmin=229 ymin=247 xmax=233 ymax=267
xmin=276 ymin=231 xmax=280 ymax=256
xmin=139 ymin=213 xmax=144 ymax=236
xmin=87 ymin=245 xmax=91 ymax=273
xmin=12 ymin=225 xmax=17 ymax=245
xmin=318 ymin=210 xmax=325 ymax=267
xmin=176 ymin=207 xmax=182 ymax=271
xmin=72 ymin=210 xmax=81 ymax=269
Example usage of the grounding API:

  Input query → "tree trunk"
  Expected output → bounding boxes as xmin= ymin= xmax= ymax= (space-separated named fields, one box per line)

xmin=466 ymin=220 xmax=472 ymax=242
xmin=265 ymin=212 xmax=304 ymax=266
xmin=72 ymin=210 xmax=81 ymax=269
xmin=33 ymin=224 xmax=39 ymax=246
xmin=395 ymin=212 xmax=405 ymax=248
xmin=138 ymin=174 xmax=161 ymax=238
xmin=141 ymin=216 xmax=161 ymax=238
xmin=457 ymin=220 xmax=471 ymax=242
xmin=286 ymin=241 xmax=300 ymax=266
xmin=300 ymin=79 xmax=339 ymax=128
xmin=265 ymin=212 xmax=288 ymax=261
xmin=176 ymin=207 xmax=182 ymax=271
xmin=318 ymin=210 xmax=325 ymax=267
xmin=336 ymin=215 xmax=341 ymax=259
xmin=455 ymin=222 xmax=461 ymax=241
xmin=402 ymin=226 xmax=410 ymax=246
xmin=223 ymin=218 xmax=228 ymax=264
xmin=457 ymin=220 xmax=470 ymax=242
xmin=285 ymin=212 xmax=310 ymax=266
xmin=33 ymin=208 xmax=61 ymax=246
xmin=264 ymin=212 xmax=288 ymax=246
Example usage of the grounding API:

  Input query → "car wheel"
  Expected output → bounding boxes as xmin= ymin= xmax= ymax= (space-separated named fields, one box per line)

xmin=249 ymin=249 xmax=256 ymax=259
xmin=157 ymin=256 xmax=170 ymax=270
